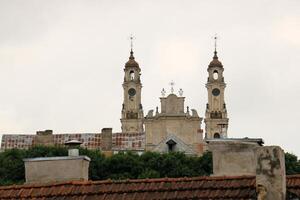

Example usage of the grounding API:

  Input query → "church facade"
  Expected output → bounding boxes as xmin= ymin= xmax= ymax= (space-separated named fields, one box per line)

xmin=144 ymin=93 xmax=203 ymax=155
xmin=0 ymin=44 xmax=229 ymax=156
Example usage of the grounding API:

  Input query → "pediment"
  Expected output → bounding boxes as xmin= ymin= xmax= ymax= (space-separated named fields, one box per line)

xmin=153 ymin=134 xmax=196 ymax=155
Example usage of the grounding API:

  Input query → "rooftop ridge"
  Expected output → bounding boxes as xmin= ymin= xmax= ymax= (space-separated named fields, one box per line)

xmin=0 ymin=175 xmax=256 ymax=190
xmin=0 ymin=177 xmax=258 ymax=199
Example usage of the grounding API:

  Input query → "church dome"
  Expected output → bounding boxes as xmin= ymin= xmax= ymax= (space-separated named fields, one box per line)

xmin=125 ymin=51 xmax=139 ymax=68
xmin=209 ymin=51 xmax=223 ymax=68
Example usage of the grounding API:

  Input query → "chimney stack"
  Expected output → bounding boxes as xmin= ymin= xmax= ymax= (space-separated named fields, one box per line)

xmin=101 ymin=128 xmax=112 ymax=151
xmin=34 ymin=129 xmax=54 ymax=146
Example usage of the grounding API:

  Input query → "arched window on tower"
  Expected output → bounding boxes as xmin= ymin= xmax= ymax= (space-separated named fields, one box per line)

xmin=213 ymin=70 xmax=218 ymax=80
xmin=130 ymin=70 xmax=135 ymax=80
xmin=214 ymin=133 xmax=221 ymax=139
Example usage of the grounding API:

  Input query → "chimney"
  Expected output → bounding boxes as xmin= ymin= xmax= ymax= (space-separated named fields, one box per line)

xmin=65 ymin=139 xmax=82 ymax=156
xmin=34 ymin=129 xmax=54 ymax=146
xmin=207 ymin=139 xmax=286 ymax=200
xmin=101 ymin=128 xmax=112 ymax=151
xmin=23 ymin=139 xmax=90 ymax=184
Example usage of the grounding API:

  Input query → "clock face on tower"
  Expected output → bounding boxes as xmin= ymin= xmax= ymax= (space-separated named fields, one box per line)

xmin=128 ymin=88 xmax=136 ymax=96
xmin=212 ymin=88 xmax=220 ymax=96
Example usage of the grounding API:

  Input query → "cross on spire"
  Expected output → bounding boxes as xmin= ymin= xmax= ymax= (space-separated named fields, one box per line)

xmin=213 ymin=34 xmax=219 ymax=58
xmin=214 ymin=34 xmax=218 ymax=52
xmin=129 ymin=34 xmax=135 ymax=52
xmin=128 ymin=34 xmax=135 ymax=59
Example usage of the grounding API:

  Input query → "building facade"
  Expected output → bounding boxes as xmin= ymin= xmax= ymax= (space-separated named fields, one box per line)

xmin=145 ymin=93 xmax=203 ymax=155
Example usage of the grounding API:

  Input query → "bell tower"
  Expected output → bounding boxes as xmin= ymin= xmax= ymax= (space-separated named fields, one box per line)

xmin=204 ymin=37 xmax=229 ymax=139
xmin=120 ymin=40 xmax=144 ymax=133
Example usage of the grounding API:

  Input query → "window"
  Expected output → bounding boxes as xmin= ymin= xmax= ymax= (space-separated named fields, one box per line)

xmin=166 ymin=139 xmax=177 ymax=152
xmin=213 ymin=70 xmax=218 ymax=80
xmin=130 ymin=70 xmax=135 ymax=80
xmin=214 ymin=133 xmax=221 ymax=139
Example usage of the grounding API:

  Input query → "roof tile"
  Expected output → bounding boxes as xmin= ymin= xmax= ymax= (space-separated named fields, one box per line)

xmin=0 ymin=175 xmax=299 ymax=199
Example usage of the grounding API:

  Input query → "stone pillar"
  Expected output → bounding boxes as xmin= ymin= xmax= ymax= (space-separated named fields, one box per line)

xmin=101 ymin=128 xmax=112 ymax=151
xmin=255 ymin=146 xmax=286 ymax=200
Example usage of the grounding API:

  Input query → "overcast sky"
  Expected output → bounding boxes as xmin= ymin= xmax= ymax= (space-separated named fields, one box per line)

xmin=0 ymin=0 xmax=299 ymax=155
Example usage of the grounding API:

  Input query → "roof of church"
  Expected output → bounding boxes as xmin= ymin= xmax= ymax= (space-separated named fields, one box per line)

xmin=125 ymin=50 xmax=139 ymax=68
xmin=0 ymin=175 xmax=299 ymax=199
xmin=209 ymin=51 xmax=223 ymax=68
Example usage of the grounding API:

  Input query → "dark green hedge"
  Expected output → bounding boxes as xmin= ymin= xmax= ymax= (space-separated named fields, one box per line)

xmin=0 ymin=146 xmax=299 ymax=186
xmin=0 ymin=146 xmax=212 ymax=185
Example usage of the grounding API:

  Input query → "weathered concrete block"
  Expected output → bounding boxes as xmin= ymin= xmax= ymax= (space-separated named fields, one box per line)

xmin=24 ymin=156 xmax=90 ymax=183
xmin=208 ymin=139 xmax=262 ymax=176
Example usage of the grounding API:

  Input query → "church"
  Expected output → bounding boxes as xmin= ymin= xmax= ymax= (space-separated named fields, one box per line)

xmin=0 ymin=41 xmax=229 ymax=156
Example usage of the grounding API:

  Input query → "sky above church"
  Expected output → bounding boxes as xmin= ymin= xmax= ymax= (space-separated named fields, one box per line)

xmin=0 ymin=0 xmax=299 ymax=155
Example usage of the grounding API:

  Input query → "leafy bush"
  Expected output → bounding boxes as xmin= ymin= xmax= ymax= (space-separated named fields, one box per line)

xmin=1 ymin=146 xmax=298 ymax=186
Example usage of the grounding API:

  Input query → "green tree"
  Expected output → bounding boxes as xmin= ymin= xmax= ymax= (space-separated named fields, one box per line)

xmin=195 ymin=151 xmax=212 ymax=176
xmin=105 ymin=151 xmax=143 ymax=179
xmin=285 ymin=152 xmax=300 ymax=175
xmin=1 ymin=146 xmax=300 ymax=186
xmin=0 ymin=149 xmax=25 ymax=185
xmin=79 ymin=148 xmax=106 ymax=180
xmin=25 ymin=145 xmax=68 ymax=158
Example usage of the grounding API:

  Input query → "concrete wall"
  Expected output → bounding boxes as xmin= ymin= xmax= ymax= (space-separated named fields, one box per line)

xmin=24 ymin=156 xmax=90 ymax=183
xmin=145 ymin=117 xmax=201 ymax=147
xmin=208 ymin=139 xmax=260 ymax=176
xmin=160 ymin=94 xmax=184 ymax=114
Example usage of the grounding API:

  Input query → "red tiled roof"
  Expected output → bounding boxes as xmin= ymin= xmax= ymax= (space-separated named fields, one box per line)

xmin=112 ymin=132 xmax=145 ymax=151
xmin=287 ymin=175 xmax=300 ymax=197
xmin=1 ymin=133 xmax=102 ymax=150
xmin=1 ymin=175 xmax=300 ymax=199
xmin=1 ymin=132 xmax=146 ymax=151
xmin=0 ymin=176 xmax=256 ymax=200
xmin=1 ymin=134 xmax=35 ymax=149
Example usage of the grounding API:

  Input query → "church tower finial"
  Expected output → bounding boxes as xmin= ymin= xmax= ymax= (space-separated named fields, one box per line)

xmin=213 ymin=34 xmax=218 ymax=59
xmin=129 ymin=34 xmax=135 ymax=59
